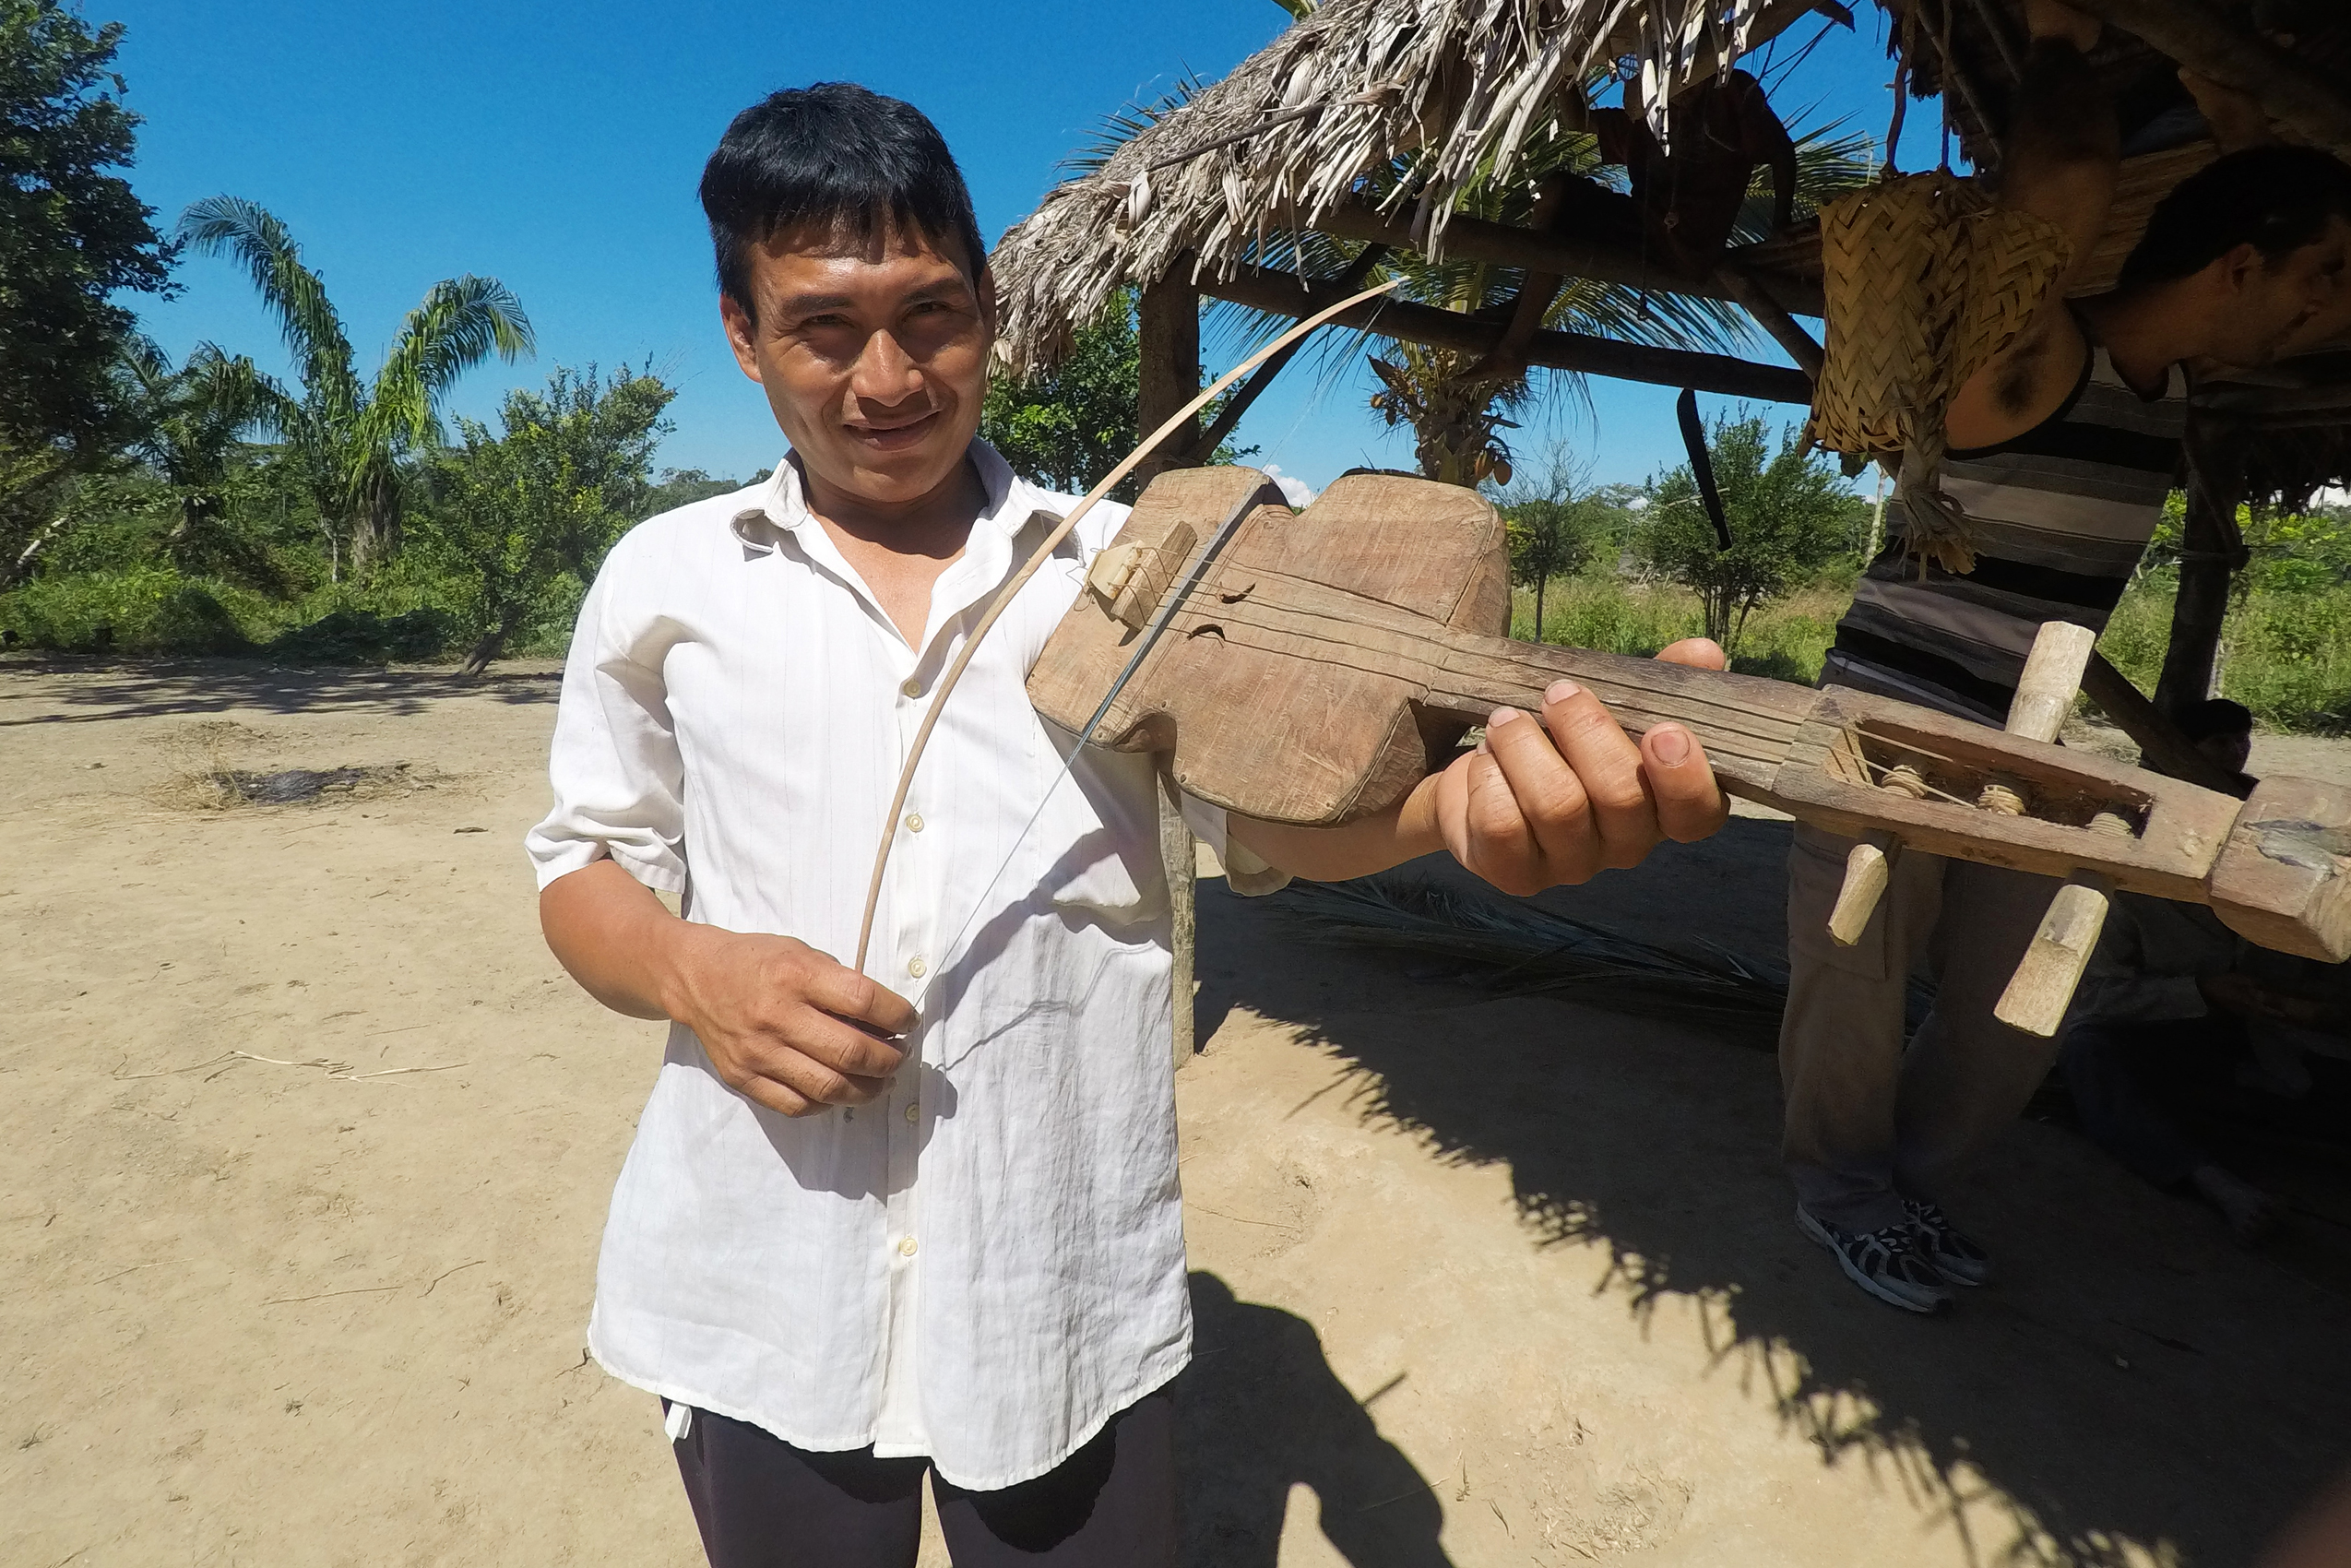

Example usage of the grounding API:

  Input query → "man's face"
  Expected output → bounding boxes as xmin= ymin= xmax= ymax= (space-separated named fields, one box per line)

xmin=2207 ymin=215 xmax=2351 ymax=366
xmin=721 ymin=222 xmax=993 ymax=509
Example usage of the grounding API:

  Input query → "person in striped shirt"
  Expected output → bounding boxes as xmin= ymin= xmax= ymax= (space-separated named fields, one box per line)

xmin=1781 ymin=0 xmax=2351 ymax=1313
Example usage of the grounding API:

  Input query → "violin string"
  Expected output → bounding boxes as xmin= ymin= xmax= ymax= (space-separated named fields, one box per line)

xmin=1858 ymin=754 xmax=1980 ymax=810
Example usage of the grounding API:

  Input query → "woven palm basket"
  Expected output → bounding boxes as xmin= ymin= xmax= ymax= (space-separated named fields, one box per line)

xmin=1807 ymin=172 xmax=2072 ymax=573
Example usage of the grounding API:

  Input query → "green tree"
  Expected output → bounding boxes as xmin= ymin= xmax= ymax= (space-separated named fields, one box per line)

xmin=422 ymin=365 xmax=674 ymax=674
xmin=982 ymin=291 xmax=1146 ymax=500
xmin=118 ymin=337 xmax=291 ymax=587
xmin=1495 ymin=448 xmax=1615 ymax=642
xmin=1640 ymin=410 xmax=1850 ymax=646
xmin=0 ymin=0 xmax=176 ymax=582
xmin=645 ymin=467 xmax=771 ymax=516
xmin=981 ymin=288 xmax=1250 ymax=502
xmin=177 ymin=196 xmax=534 ymax=578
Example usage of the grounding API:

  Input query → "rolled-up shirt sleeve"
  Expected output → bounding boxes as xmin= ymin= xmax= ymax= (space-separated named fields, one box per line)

xmin=525 ymin=554 xmax=687 ymax=894
xmin=1173 ymin=792 xmax=1290 ymax=897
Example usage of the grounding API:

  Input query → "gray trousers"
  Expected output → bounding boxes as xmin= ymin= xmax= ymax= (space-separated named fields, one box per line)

xmin=1780 ymin=823 xmax=2066 ymax=1232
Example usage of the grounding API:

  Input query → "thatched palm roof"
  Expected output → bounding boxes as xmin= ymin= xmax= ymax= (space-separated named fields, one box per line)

xmin=991 ymin=0 xmax=2351 ymax=384
xmin=991 ymin=0 xmax=1829 ymax=376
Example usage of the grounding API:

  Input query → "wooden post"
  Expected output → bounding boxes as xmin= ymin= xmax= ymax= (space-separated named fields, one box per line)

xmin=1159 ymin=774 xmax=1196 ymax=1067
xmin=1135 ymin=272 xmax=1202 ymax=489
xmin=2155 ymin=415 xmax=2246 ymax=719
xmin=2079 ymin=651 xmax=2242 ymax=794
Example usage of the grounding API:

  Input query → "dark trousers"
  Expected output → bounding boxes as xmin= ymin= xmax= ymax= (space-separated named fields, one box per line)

xmin=2061 ymin=1015 xmax=2246 ymax=1190
xmin=665 ymin=1393 xmax=1176 ymax=1568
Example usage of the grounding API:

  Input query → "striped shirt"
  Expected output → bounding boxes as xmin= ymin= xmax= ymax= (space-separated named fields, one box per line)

xmin=1822 ymin=344 xmax=2188 ymax=723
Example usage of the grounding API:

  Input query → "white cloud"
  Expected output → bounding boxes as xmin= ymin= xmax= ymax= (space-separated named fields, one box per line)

xmin=1261 ymin=463 xmax=1317 ymax=508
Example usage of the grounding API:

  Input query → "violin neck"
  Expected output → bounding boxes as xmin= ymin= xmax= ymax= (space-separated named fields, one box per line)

xmin=1419 ymin=625 xmax=1823 ymax=800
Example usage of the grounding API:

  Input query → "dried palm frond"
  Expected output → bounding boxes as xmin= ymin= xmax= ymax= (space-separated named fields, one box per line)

xmin=1276 ymin=872 xmax=1793 ymax=1033
xmin=1276 ymin=871 xmax=1938 ymax=1039
xmin=991 ymin=0 xmax=1833 ymax=376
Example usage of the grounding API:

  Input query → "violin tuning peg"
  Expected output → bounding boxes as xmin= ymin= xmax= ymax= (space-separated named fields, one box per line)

xmin=1993 ymin=872 xmax=2114 ymax=1037
xmin=2005 ymin=621 xmax=2098 ymax=745
xmin=1828 ymin=830 xmax=1898 ymax=946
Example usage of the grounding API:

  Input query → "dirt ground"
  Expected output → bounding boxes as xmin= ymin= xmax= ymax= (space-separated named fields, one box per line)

xmin=5 ymin=659 xmax=2350 ymax=1567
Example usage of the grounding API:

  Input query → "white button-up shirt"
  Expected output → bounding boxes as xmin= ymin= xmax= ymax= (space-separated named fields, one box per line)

xmin=527 ymin=441 xmax=1231 ymax=1489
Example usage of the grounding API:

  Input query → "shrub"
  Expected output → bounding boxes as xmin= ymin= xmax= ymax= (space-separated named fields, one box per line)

xmin=0 ymin=565 xmax=262 ymax=653
xmin=264 ymin=607 xmax=457 ymax=665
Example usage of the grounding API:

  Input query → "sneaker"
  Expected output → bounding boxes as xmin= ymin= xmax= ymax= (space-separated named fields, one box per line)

xmin=1797 ymin=1205 xmax=1953 ymax=1313
xmin=1903 ymin=1198 xmax=1990 ymax=1287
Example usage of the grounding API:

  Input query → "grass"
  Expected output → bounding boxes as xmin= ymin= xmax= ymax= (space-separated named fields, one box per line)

xmin=1511 ymin=576 xmax=1844 ymax=685
xmin=1513 ymin=570 xmax=2351 ymax=734
xmin=2096 ymin=573 xmax=2351 ymax=733
xmin=0 ymin=564 xmax=574 ymax=664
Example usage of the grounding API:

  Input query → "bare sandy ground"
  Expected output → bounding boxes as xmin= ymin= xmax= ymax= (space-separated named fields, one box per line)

xmin=4 ymin=658 xmax=2348 ymax=1567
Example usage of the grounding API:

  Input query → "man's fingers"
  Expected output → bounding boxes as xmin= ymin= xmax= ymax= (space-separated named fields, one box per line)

xmin=732 ymin=1075 xmax=814 ymax=1119
xmin=784 ymin=1004 xmax=908 ymax=1080
xmin=803 ymin=963 xmax=920 ymax=1039
xmin=1655 ymin=636 xmax=1728 ymax=671
xmin=1460 ymin=738 xmax=1547 ymax=895
xmin=1528 ymin=683 xmax=1656 ymax=869
xmin=1473 ymin=703 xmax=1597 ymax=884
xmin=731 ymin=1048 xmax=894 ymax=1118
xmin=1642 ymin=723 xmax=1730 ymax=842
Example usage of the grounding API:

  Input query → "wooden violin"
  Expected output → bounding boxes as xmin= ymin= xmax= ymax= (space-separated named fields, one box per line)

xmin=1027 ymin=466 xmax=2351 ymax=1034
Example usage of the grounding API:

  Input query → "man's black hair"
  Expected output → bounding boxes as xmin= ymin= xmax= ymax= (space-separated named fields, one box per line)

xmin=2119 ymin=144 xmax=2351 ymax=289
xmin=2177 ymin=696 xmax=2253 ymax=743
xmin=699 ymin=82 xmax=987 ymax=317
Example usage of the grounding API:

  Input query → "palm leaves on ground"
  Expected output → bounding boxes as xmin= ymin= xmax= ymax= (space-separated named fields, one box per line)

xmin=1278 ymin=870 xmax=1936 ymax=1041
xmin=119 ymin=335 xmax=292 ymax=583
xmin=175 ymin=196 xmax=534 ymax=576
xmin=1277 ymin=873 xmax=1792 ymax=1034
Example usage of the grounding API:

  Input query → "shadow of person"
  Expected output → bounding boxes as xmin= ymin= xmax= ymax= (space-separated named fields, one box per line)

xmin=1175 ymin=1272 xmax=1455 ymax=1568
xmin=1189 ymin=827 xmax=2351 ymax=1566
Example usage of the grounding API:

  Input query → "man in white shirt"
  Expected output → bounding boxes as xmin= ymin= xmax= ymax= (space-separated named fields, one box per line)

xmin=529 ymin=82 xmax=1731 ymax=1567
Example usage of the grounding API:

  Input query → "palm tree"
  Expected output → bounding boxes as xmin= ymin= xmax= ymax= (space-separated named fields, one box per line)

xmin=175 ymin=196 xmax=534 ymax=576
xmin=119 ymin=335 xmax=291 ymax=582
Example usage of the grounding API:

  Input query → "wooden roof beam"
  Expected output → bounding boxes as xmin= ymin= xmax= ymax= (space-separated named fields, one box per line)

xmin=2062 ymin=0 xmax=2351 ymax=159
xmin=1195 ymin=261 xmax=1815 ymax=405
xmin=1309 ymin=202 xmax=1827 ymax=319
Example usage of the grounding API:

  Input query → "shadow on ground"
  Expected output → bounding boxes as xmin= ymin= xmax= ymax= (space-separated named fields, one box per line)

xmin=0 ymin=655 xmax=559 ymax=726
xmin=1192 ymin=816 xmax=2351 ymax=1568
xmin=1174 ymin=1272 xmax=1453 ymax=1567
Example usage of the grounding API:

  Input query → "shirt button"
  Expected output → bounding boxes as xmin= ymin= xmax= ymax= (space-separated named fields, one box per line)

xmin=905 ymin=813 xmax=924 ymax=834
xmin=904 ymin=1102 xmax=919 ymax=1124
xmin=897 ymin=1235 xmax=919 ymax=1258
xmin=907 ymin=956 xmax=927 ymax=979
xmin=900 ymin=678 xmax=922 ymax=698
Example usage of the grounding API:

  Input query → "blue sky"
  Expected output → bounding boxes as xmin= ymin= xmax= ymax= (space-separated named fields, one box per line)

xmin=109 ymin=0 xmax=1956 ymax=495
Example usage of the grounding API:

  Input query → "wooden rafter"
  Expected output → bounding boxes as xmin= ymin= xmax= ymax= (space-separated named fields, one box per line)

xmin=1312 ymin=201 xmax=1826 ymax=318
xmin=1195 ymin=259 xmax=1815 ymax=404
